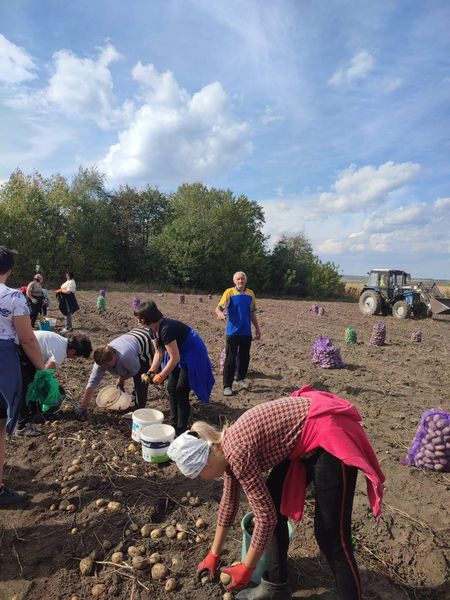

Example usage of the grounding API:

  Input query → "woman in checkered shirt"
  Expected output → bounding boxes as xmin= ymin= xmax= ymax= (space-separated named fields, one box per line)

xmin=168 ymin=387 xmax=384 ymax=600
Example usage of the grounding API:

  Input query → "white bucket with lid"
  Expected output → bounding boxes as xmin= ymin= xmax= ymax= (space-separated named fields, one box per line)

xmin=141 ymin=424 xmax=175 ymax=463
xmin=131 ymin=408 xmax=164 ymax=442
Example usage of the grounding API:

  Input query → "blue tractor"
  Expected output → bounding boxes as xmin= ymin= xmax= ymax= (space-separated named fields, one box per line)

xmin=358 ymin=269 xmax=425 ymax=319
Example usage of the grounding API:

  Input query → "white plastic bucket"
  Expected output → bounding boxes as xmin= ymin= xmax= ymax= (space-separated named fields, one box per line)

xmin=131 ymin=408 xmax=164 ymax=442
xmin=141 ymin=424 xmax=175 ymax=463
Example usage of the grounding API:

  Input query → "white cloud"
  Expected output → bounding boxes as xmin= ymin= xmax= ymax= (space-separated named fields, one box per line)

xmin=382 ymin=77 xmax=403 ymax=94
xmin=261 ymin=106 xmax=283 ymax=125
xmin=329 ymin=49 xmax=375 ymax=86
xmin=363 ymin=203 xmax=427 ymax=232
xmin=46 ymin=45 xmax=122 ymax=128
xmin=316 ymin=161 xmax=421 ymax=213
xmin=99 ymin=64 xmax=251 ymax=183
xmin=0 ymin=34 xmax=37 ymax=84
xmin=434 ymin=197 xmax=450 ymax=210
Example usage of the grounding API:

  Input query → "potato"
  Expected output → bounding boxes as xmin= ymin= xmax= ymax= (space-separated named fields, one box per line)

xmin=67 ymin=465 xmax=81 ymax=475
xmin=111 ymin=552 xmax=123 ymax=564
xmin=220 ymin=572 xmax=231 ymax=585
xmin=150 ymin=528 xmax=162 ymax=539
xmin=102 ymin=540 xmax=112 ymax=551
xmin=171 ymin=554 xmax=182 ymax=567
xmin=95 ymin=498 xmax=106 ymax=508
xmin=165 ymin=578 xmax=177 ymax=592
xmin=127 ymin=546 xmax=142 ymax=557
xmin=79 ymin=557 xmax=94 ymax=575
xmin=175 ymin=522 xmax=185 ymax=532
xmin=149 ymin=552 xmax=162 ymax=564
xmin=59 ymin=500 xmax=70 ymax=510
xmin=128 ymin=443 xmax=138 ymax=453
xmin=200 ymin=574 xmax=210 ymax=585
xmin=141 ymin=523 xmax=152 ymax=537
xmin=91 ymin=584 xmax=106 ymax=597
xmin=129 ymin=523 xmax=138 ymax=531
xmin=176 ymin=531 xmax=187 ymax=541
xmin=132 ymin=556 xmax=148 ymax=570
xmin=151 ymin=563 xmax=168 ymax=580
xmin=223 ymin=593 xmax=233 ymax=600
xmin=72 ymin=457 xmax=82 ymax=466
xmin=70 ymin=485 xmax=80 ymax=493
xmin=107 ymin=501 xmax=122 ymax=512
xmin=66 ymin=504 xmax=76 ymax=512
xmin=433 ymin=463 xmax=445 ymax=471
xmin=91 ymin=442 xmax=101 ymax=450
xmin=195 ymin=518 xmax=207 ymax=529
xmin=49 ymin=503 xmax=58 ymax=511
xmin=165 ymin=525 xmax=177 ymax=539
xmin=71 ymin=528 xmax=78 ymax=536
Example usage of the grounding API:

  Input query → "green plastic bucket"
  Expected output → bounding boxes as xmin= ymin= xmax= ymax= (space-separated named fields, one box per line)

xmin=241 ymin=512 xmax=294 ymax=584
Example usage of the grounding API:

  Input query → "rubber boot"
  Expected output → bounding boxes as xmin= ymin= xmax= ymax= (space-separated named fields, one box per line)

xmin=236 ymin=578 xmax=292 ymax=600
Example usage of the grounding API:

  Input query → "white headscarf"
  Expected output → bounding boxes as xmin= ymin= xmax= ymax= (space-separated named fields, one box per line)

xmin=167 ymin=431 xmax=210 ymax=479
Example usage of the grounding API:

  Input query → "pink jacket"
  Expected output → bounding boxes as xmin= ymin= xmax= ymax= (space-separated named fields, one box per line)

xmin=281 ymin=385 xmax=385 ymax=521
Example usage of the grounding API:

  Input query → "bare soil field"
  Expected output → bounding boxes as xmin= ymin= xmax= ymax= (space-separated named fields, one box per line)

xmin=1 ymin=291 xmax=449 ymax=600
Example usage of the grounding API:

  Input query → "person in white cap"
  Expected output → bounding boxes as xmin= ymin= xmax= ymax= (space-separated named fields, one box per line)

xmin=167 ymin=387 xmax=385 ymax=600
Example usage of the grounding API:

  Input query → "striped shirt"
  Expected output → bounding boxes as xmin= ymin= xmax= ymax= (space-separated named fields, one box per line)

xmin=218 ymin=396 xmax=311 ymax=551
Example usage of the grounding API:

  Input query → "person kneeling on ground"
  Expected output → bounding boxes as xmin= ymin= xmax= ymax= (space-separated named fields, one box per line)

xmin=17 ymin=331 xmax=93 ymax=436
xmin=135 ymin=300 xmax=215 ymax=435
xmin=76 ymin=327 xmax=155 ymax=419
xmin=168 ymin=386 xmax=384 ymax=600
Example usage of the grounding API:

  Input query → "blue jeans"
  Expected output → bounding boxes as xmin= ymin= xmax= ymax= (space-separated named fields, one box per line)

xmin=65 ymin=312 xmax=73 ymax=330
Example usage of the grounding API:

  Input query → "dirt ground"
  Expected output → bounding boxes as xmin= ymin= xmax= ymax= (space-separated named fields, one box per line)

xmin=1 ymin=291 xmax=449 ymax=600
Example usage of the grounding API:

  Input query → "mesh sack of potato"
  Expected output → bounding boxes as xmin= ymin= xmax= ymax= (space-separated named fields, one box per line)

xmin=369 ymin=322 xmax=386 ymax=346
xmin=403 ymin=409 xmax=450 ymax=472
xmin=345 ymin=325 xmax=357 ymax=344
xmin=310 ymin=303 xmax=319 ymax=314
xmin=411 ymin=330 xmax=422 ymax=342
xmin=311 ymin=336 xmax=344 ymax=369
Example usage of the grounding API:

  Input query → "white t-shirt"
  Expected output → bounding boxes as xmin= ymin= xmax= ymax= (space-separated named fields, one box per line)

xmin=34 ymin=331 xmax=68 ymax=367
xmin=61 ymin=279 xmax=76 ymax=293
xmin=0 ymin=283 xmax=30 ymax=344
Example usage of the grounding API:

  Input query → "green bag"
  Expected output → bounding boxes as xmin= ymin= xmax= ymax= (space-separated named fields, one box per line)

xmin=25 ymin=369 xmax=61 ymax=412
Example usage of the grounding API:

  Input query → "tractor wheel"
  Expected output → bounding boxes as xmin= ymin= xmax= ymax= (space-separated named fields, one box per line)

xmin=393 ymin=300 xmax=411 ymax=319
xmin=359 ymin=290 xmax=382 ymax=316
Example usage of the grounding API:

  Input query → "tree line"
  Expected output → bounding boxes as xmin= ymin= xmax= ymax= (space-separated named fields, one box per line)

xmin=0 ymin=167 xmax=344 ymax=297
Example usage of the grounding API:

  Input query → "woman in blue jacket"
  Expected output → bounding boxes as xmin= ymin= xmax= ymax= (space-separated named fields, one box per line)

xmin=135 ymin=301 xmax=214 ymax=435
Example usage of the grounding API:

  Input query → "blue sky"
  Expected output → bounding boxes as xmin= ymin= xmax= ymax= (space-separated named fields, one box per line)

xmin=1 ymin=0 xmax=449 ymax=278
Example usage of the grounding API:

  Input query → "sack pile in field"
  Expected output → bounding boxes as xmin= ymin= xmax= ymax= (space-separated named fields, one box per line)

xmin=198 ymin=296 xmax=203 ymax=303
xmin=318 ymin=307 xmax=325 ymax=316
xmin=178 ymin=294 xmax=185 ymax=304
xmin=132 ymin=296 xmax=141 ymax=309
xmin=370 ymin=322 xmax=386 ymax=346
xmin=411 ymin=330 xmax=422 ymax=342
xmin=311 ymin=336 xmax=344 ymax=369
xmin=310 ymin=304 xmax=319 ymax=314
xmin=403 ymin=409 xmax=450 ymax=472
xmin=219 ymin=348 xmax=240 ymax=376
xmin=345 ymin=325 xmax=357 ymax=344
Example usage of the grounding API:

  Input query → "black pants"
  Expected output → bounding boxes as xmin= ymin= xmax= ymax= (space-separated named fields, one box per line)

xmin=223 ymin=335 xmax=252 ymax=388
xmin=265 ymin=450 xmax=361 ymax=600
xmin=18 ymin=351 xmax=37 ymax=427
xmin=29 ymin=299 xmax=44 ymax=327
xmin=132 ymin=359 xmax=151 ymax=409
xmin=166 ymin=365 xmax=190 ymax=434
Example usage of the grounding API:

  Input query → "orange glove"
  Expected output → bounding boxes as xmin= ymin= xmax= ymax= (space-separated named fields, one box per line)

xmin=220 ymin=563 xmax=255 ymax=590
xmin=196 ymin=551 xmax=220 ymax=580
xmin=152 ymin=373 xmax=165 ymax=385
xmin=55 ymin=289 xmax=63 ymax=294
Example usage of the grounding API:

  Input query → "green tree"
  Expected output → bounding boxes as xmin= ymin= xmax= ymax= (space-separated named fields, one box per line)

xmin=156 ymin=183 xmax=269 ymax=291
xmin=108 ymin=185 xmax=171 ymax=281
